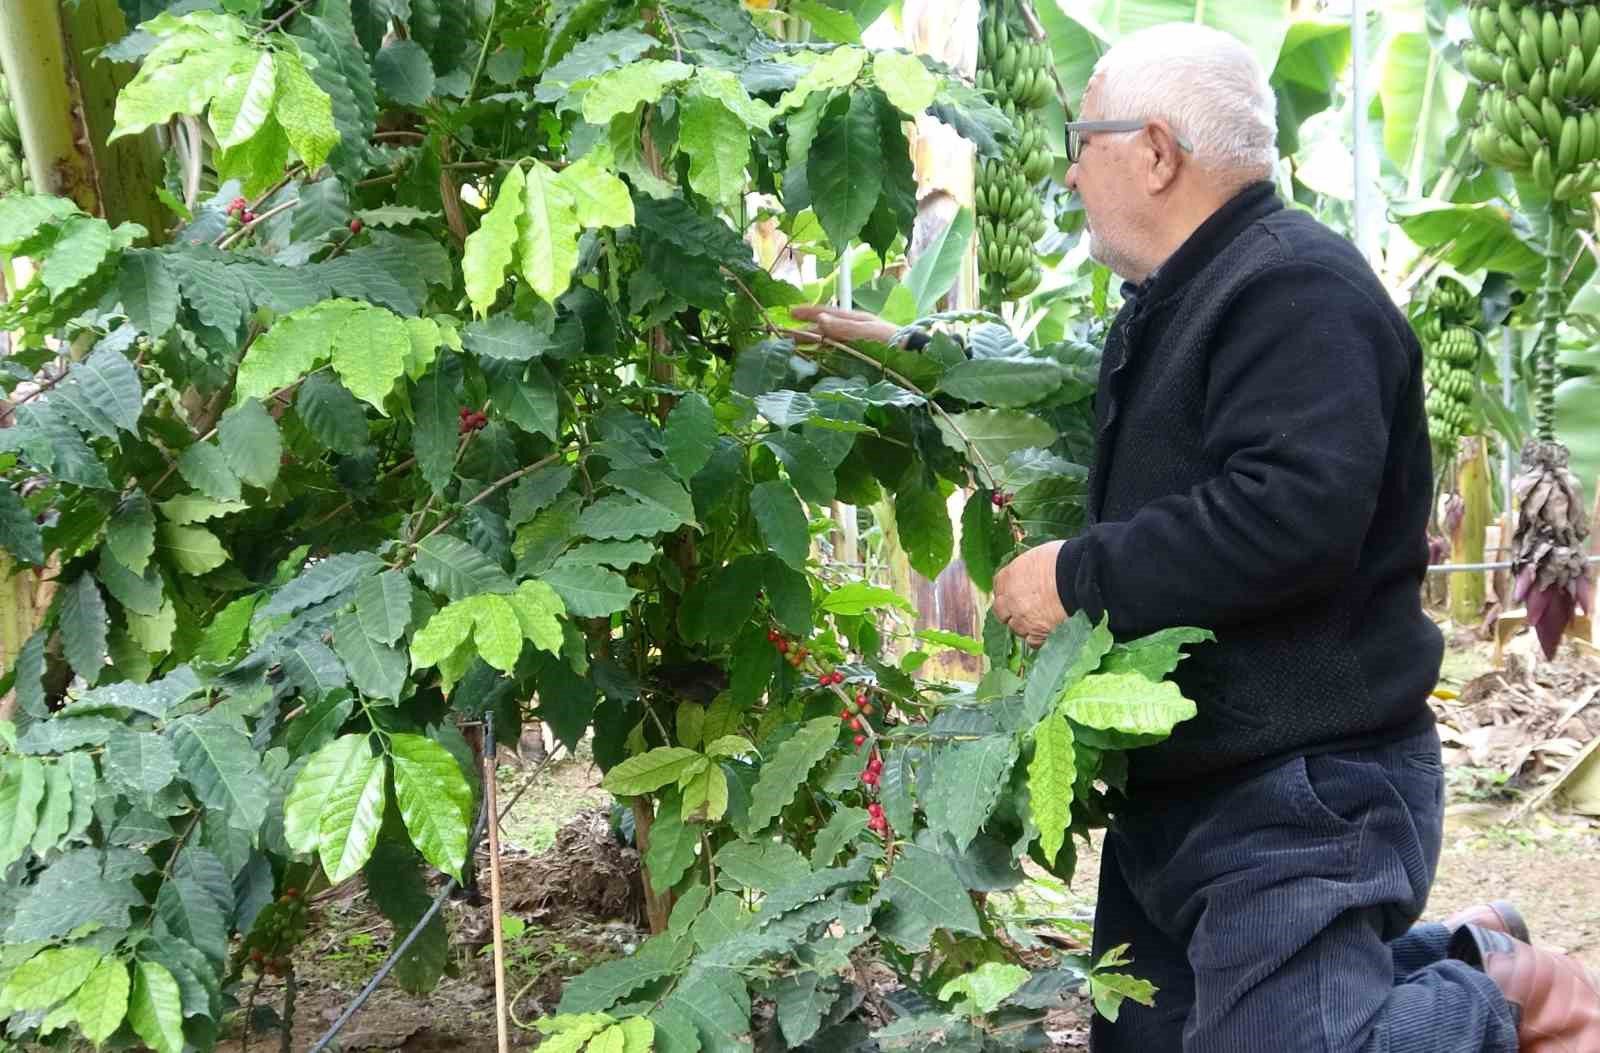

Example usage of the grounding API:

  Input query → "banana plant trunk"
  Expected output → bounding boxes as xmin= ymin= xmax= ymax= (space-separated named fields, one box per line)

xmin=1449 ymin=437 xmax=1491 ymax=626
xmin=0 ymin=0 xmax=100 ymax=210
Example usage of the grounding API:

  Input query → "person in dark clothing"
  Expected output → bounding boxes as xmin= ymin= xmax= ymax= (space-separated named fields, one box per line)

xmin=796 ymin=21 xmax=1598 ymax=1053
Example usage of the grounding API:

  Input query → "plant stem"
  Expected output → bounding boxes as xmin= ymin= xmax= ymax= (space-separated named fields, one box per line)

xmin=1535 ymin=212 xmax=1566 ymax=441
xmin=257 ymin=0 xmax=314 ymax=37
xmin=217 ymin=199 xmax=299 ymax=250
xmin=411 ymin=451 xmax=566 ymax=550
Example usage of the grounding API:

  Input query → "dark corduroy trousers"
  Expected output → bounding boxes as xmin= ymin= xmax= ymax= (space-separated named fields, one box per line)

xmin=1089 ymin=726 xmax=1519 ymax=1052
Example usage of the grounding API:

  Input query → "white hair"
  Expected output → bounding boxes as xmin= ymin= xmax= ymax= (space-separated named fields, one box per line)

xmin=1088 ymin=23 xmax=1279 ymax=181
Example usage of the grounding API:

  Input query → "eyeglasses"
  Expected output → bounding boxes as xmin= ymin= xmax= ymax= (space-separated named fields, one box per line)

xmin=1066 ymin=119 xmax=1194 ymax=164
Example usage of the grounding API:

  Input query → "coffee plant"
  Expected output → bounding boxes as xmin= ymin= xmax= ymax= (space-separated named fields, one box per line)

xmin=0 ymin=2 xmax=1204 ymax=1049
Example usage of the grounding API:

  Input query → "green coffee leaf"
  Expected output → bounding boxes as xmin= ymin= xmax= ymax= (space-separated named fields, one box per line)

xmin=105 ymin=728 xmax=180 ymax=800
xmin=925 ymin=733 xmax=1018 ymax=853
xmin=177 ymin=443 xmax=242 ymax=501
xmin=1100 ymin=627 xmax=1216 ymax=680
xmin=811 ymin=805 xmax=870 ymax=867
xmin=663 ymin=392 xmax=717 ymax=478
xmin=0 ymin=945 xmax=101 ymax=1013
xmin=464 ymin=164 xmax=526 ymax=316
xmin=1020 ymin=613 xmax=1113 ymax=727
xmin=873 ymin=50 xmax=937 ymax=115
xmin=892 ymin=470 xmax=953 ymax=581
xmin=413 ymin=354 xmax=463 ymax=495
xmin=265 ymin=552 xmax=385 ymax=616
xmin=808 ymin=91 xmax=882 ymax=252
xmin=873 ymin=843 xmax=981 ymax=951
xmin=218 ymin=397 xmax=282 ymax=489
xmin=273 ymin=46 xmax=340 ymax=172
xmin=939 ymin=962 xmax=1029 ymax=1015
xmin=157 ymin=494 xmax=246 ymax=527
xmin=601 ymin=747 xmax=705 ymax=796
xmin=155 ymin=876 xmax=228 ymax=966
xmin=170 ymin=716 xmax=270 ymax=834
xmin=195 ymin=594 xmax=256 ymax=664
xmin=933 ymin=408 xmax=1055 ymax=467
xmin=1059 ymin=674 xmax=1197 ymax=737
xmin=295 ymin=370 xmax=369 ymax=455
xmin=39 ymin=215 xmax=115 ymax=298
xmin=210 ymin=51 xmax=276 ymax=148
xmin=746 ymin=717 xmax=838 ymax=834
xmin=58 ymin=348 xmax=144 ymax=437
xmin=464 ymin=314 xmax=551 ymax=361
xmin=581 ymin=59 xmax=693 ymax=124
xmin=713 ymin=839 xmax=811 ymax=893
xmin=643 ymin=791 xmax=697 ymax=894
xmin=541 ymin=565 xmax=637 ymax=618
xmin=517 ymin=161 xmax=581 ymax=304
xmin=160 ymin=523 xmax=228 ymax=575
xmin=777 ymin=44 xmax=867 ymax=112
xmin=73 ymin=957 xmax=131 ymax=1045
xmin=0 ymin=487 xmax=44 ymax=565
xmin=409 ymin=600 xmax=476 ymax=669
xmin=391 ymin=733 xmax=474 ymax=880
xmin=31 ymin=762 xmax=72 ymax=856
xmin=751 ymin=480 xmax=809 ymax=569
xmin=332 ymin=301 xmax=409 ymax=410
xmin=937 ymin=357 xmax=1068 ymax=408
xmin=576 ymin=494 xmax=681 ymax=540
xmin=60 ymin=574 xmax=109 ymax=686
xmin=820 ymin=581 xmax=915 ymax=616
xmin=681 ymin=763 xmax=729 ymax=823
xmin=507 ymin=580 xmax=564 ymax=654
xmin=374 ymin=39 xmax=435 ymax=106
xmin=357 ymin=570 xmax=414 ymax=645
xmin=1027 ymin=713 xmax=1076 ymax=867
xmin=680 ymin=89 xmax=750 ymax=209
xmin=334 ymin=611 xmax=408 ymax=699
xmin=413 ymin=535 xmax=513 ymax=600
xmin=127 ymin=961 xmax=184 ymax=1053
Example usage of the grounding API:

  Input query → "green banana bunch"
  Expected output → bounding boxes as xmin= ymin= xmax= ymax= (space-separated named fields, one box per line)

xmin=1464 ymin=0 xmax=1600 ymax=202
xmin=977 ymin=0 xmax=1053 ymax=307
xmin=1421 ymin=279 xmax=1482 ymax=452
xmin=0 ymin=68 xmax=31 ymax=197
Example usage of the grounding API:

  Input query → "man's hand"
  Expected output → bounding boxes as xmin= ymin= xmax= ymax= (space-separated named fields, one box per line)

xmin=789 ymin=304 xmax=899 ymax=346
xmin=992 ymin=541 xmax=1069 ymax=647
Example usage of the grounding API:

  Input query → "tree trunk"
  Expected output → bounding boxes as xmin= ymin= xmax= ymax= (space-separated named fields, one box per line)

xmin=0 ymin=0 xmax=100 ymax=210
xmin=1450 ymin=437 xmax=1491 ymax=626
xmin=60 ymin=0 xmax=168 ymax=237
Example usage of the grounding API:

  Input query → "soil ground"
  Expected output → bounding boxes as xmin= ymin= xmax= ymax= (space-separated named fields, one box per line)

xmin=221 ymin=646 xmax=1600 ymax=1052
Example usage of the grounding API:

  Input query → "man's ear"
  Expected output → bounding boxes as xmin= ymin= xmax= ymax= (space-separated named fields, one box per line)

xmin=1144 ymin=121 xmax=1185 ymax=193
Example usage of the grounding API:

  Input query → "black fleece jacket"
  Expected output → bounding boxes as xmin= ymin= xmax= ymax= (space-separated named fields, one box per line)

xmin=1054 ymin=181 xmax=1442 ymax=789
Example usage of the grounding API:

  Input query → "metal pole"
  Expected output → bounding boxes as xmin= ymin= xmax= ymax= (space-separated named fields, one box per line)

xmin=1427 ymin=555 xmax=1600 ymax=574
xmin=1501 ymin=326 xmax=1518 ymax=552
xmin=1350 ymin=0 xmax=1381 ymax=267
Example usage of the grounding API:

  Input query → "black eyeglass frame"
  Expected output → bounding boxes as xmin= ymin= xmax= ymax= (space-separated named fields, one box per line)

xmin=1066 ymin=119 xmax=1195 ymax=163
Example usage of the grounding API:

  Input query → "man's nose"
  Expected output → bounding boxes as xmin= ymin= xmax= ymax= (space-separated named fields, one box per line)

xmin=1065 ymin=161 xmax=1080 ymax=191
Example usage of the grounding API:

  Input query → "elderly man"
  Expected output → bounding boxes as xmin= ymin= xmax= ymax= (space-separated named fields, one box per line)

xmin=797 ymin=22 xmax=1598 ymax=1053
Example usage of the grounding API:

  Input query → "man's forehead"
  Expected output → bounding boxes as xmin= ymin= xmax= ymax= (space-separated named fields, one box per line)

xmin=1080 ymin=77 xmax=1102 ymax=119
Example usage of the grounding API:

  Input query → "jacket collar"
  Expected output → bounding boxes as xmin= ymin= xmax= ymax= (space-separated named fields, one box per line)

xmin=1119 ymin=180 xmax=1283 ymax=306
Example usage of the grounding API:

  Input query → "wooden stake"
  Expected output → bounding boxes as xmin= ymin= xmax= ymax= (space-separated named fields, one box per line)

xmin=483 ymin=751 xmax=509 ymax=1053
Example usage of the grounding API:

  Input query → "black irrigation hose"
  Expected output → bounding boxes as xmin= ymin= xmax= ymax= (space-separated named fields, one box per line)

xmin=307 ymin=714 xmax=497 ymax=1053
